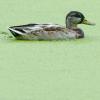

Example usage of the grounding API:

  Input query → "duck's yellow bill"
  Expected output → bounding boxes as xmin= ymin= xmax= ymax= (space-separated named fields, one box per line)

xmin=82 ymin=19 xmax=95 ymax=26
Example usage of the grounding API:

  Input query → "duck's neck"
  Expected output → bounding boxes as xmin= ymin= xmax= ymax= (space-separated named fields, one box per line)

xmin=66 ymin=19 xmax=78 ymax=29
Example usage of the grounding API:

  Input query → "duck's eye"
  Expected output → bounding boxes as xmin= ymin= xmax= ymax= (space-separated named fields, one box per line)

xmin=72 ymin=14 xmax=81 ymax=18
xmin=75 ymin=15 xmax=81 ymax=18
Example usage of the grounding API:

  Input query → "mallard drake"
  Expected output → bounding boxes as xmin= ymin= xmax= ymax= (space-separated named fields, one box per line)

xmin=8 ymin=11 xmax=95 ymax=40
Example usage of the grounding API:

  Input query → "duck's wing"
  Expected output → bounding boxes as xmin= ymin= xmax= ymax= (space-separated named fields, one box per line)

xmin=43 ymin=24 xmax=65 ymax=31
xmin=8 ymin=23 xmax=65 ymax=36
xmin=8 ymin=23 xmax=42 ymax=37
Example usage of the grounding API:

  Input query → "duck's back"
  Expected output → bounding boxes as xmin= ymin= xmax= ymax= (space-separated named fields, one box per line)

xmin=8 ymin=23 xmax=77 ymax=40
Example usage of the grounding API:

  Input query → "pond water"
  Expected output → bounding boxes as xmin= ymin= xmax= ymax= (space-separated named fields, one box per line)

xmin=0 ymin=0 xmax=100 ymax=100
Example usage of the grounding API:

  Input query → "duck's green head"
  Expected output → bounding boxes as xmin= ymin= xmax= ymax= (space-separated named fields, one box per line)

xmin=66 ymin=11 xmax=95 ymax=28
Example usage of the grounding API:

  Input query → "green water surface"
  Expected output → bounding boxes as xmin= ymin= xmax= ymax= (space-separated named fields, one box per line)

xmin=0 ymin=0 xmax=100 ymax=100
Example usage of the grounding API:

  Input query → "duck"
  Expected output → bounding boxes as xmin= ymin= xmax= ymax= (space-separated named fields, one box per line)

xmin=8 ymin=11 xmax=95 ymax=40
